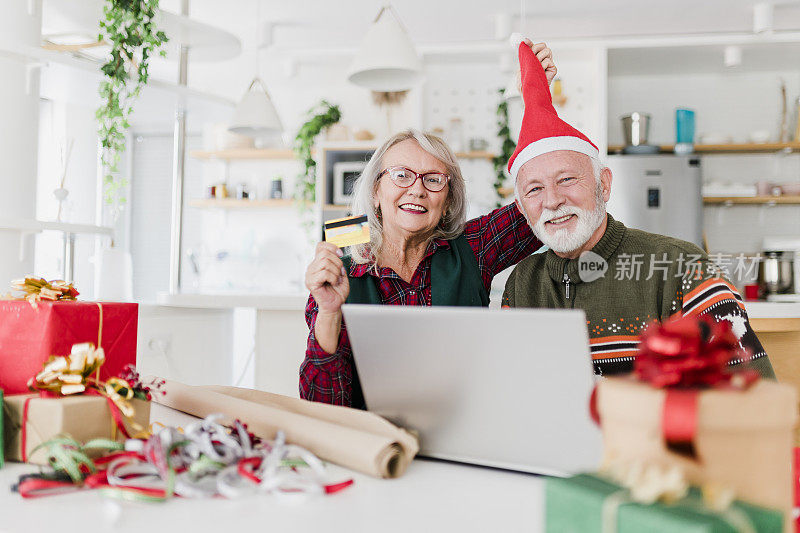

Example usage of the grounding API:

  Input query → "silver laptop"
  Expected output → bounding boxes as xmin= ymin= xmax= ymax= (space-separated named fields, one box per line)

xmin=342 ymin=304 xmax=602 ymax=476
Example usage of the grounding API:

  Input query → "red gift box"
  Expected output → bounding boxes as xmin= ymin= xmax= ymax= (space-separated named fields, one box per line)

xmin=0 ymin=301 xmax=138 ymax=394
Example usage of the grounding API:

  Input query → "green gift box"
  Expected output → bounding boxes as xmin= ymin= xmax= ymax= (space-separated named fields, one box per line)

xmin=546 ymin=474 xmax=783 ymax=533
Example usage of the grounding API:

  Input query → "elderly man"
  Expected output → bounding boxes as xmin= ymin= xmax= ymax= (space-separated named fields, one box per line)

xmin=501 ymin=37 xmax=775 ymax=378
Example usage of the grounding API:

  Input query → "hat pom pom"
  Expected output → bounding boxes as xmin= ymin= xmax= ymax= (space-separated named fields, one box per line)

xmin=509 ymin=33 xmax=526 ymax=49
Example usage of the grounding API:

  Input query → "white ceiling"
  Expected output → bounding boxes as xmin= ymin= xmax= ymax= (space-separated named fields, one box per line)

xmin=40 ymin=0 xmax=800 ymax=104
xmin=152 ymin=0 xmax=800 ymax=46
xmin=45 ymin=0 xmax=800 ymax=50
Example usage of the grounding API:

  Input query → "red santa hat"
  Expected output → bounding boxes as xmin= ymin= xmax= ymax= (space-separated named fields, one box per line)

xmin=507 ymin=34 xmax=599 ymax=181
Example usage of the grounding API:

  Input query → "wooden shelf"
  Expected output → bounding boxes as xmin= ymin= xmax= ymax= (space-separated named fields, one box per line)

xmin=189 ymin=198 xmax=299 ymax=208
xmin=497 ymin=186 xmax=514 ymax=198
xmin=695 ymin=143 xmax=800 ymax=153
xmin=190 ymin=148 xmax=297 ymax=161
xmin=608 ymin=143 xmax=800 ymax=155
xmin=455 ymin=151 xmax=497 ymax=160
xmin=703 ymin=196 xmax=800 ymax=205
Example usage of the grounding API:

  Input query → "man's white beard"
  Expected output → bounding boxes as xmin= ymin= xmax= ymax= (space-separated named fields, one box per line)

xmin=533 ymin=183 xmax=607 ymax=254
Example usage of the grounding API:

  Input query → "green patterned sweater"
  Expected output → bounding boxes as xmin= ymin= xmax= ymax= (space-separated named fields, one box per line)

xmin=502 ymin=215 xmax=775 ymax=378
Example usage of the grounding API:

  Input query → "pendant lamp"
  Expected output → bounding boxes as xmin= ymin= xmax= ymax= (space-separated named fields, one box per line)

xmin=504 ymin=0 xmax=526 ymax=102
xmin=229 ymin=0 xmax=283 ymax=138
xmin=228 ymin=77 xmax=283 ymax=137
xmin=347 ymin=4 xmax=423 ymax=92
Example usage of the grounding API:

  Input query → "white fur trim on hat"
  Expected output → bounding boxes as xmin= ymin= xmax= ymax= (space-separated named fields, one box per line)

xmin=509 ymin=33 xmax=527 ymax=49
xmin=509 ymin=136 xmax=600 ymax=180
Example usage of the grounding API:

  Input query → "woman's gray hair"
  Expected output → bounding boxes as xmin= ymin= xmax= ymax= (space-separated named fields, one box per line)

xmin=349 ymin=129 xmax=467 ymax=265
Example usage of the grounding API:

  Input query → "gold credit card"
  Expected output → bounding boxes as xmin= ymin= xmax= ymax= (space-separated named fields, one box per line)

xmin=324 ymin=215 xmax=370 ymax=248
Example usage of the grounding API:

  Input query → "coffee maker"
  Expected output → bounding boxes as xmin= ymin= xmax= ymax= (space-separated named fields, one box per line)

xmin=761 ymin=236 xmax=800 ymax=301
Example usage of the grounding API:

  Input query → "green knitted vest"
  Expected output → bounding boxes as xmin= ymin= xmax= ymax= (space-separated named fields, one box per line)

xmin=343 ymin=233 xmax=488 ymax=408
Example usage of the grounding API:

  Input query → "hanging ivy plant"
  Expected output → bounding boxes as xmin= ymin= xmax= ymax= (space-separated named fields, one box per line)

xmin=96 ymin=0 xmax=168 ymax=208
xmin=293 ymin=100 xmax=342 ymax=209
xmin=491 ymin=88 xmax=517 ymax=208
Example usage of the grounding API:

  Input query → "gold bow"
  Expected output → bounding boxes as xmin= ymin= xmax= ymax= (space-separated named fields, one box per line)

xmin=6 ymin=277 xmax=79 ymax=307
xmin=28 ymin=342 xmax=142 ymax=433
xmin=30 ymin=343 xmax=105 ymax=395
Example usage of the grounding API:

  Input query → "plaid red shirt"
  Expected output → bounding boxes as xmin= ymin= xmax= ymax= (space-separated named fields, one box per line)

xmin=300 ymin=202 xmax=541 ymax=407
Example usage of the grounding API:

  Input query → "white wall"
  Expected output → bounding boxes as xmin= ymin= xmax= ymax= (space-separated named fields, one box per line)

xmin=34 ymin=98 xmax=102 ymax=296
xmin=0 ymin=2 xmax=40 ymax=285
xmin=608 ymin=68 xmax=800 ymax=254
xmin=137 ymin=304 xmax=235 ymax=385
xmin=703 ymin=152 xmax=800 ymax=253
xmin=608 ymin=70 xmax=800 ymax=147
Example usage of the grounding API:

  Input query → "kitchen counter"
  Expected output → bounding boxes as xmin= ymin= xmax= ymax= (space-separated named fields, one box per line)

xmin=154 ymin=291 xmax=309 ymax=397
xmin=155 ymin=293 xmax=800 ymax=317
xmin=145 ymin=294 xmax=800 ymax=400
xmin=156 ymin=291 xmax=308 ymax=311
xmin=744 ymin=301 xmax=800 ymax=319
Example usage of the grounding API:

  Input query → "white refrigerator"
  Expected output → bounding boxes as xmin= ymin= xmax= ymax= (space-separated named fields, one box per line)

xmin=605 ymin=155 xmax=703 ymax=248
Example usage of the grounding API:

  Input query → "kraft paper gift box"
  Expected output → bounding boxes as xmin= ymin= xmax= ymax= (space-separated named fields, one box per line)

xmin=596 ymin=377 xmax=797 ymax=528
xmin=0 ymin=301 xmax=138 ymax=395
xmin=0 ymin=390 xmax=3 ymax=469
xmin=545 ymin=473 xmax=783 ymax=533
xmin=2 ymin=394 xmax=150 ymax=465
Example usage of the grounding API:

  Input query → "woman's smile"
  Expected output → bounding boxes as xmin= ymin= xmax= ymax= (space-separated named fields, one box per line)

xmin=398 ymin=202 xmax=428 ymax=214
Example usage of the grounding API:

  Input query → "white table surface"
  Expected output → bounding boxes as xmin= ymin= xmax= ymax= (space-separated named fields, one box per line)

xmin=0 ymin=404 xmax=545 ymax=533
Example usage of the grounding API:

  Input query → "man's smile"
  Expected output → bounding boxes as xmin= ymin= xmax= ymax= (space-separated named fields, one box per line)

xmin=545 ymin=214 xmax=576 ymax=226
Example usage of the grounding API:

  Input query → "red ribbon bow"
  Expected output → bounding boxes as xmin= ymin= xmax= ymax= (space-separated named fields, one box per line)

xmin=634 ymin=316 xmax=759 ymax=458
xmin=634 ymin=316 xmax=757 ymax=390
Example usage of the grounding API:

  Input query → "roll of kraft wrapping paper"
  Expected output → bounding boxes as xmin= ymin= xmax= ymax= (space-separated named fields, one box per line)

xmin=154 ymin=380 xmax=419 ymax=478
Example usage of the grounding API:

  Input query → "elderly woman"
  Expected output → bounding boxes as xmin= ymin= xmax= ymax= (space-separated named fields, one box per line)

xmin=301 ymin=42 xmax=556 ymax=408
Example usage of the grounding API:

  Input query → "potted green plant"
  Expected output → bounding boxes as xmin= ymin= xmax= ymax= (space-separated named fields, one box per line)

xmin=293 ymin=100 xmax=342 ymax=208
xmin=94 ymin=0 xmax=167 ymax=300
xmin=96 ymin=0 xmax=168 ymax=212
xmin=492 ymin=88 xmax=517 ymax=208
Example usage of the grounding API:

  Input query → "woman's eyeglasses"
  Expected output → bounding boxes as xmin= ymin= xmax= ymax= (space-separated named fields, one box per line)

xmin=377 ymin=166 xmax=450 ymax=193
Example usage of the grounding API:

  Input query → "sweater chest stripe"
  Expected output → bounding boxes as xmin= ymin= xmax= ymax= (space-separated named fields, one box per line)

xmin=590 ymin=342 xmax=640 ymax=353
xmin=683 ymin=293 xmax=746 ymax=317
xmin=591 ymin=350 xmax=639 ymax=361
xmin=589 ymin=335 xmax=640 ymax=344
xmin=683 ymin=284 xmax=741 ymax=311
xmin=593 ymin=355 xmax=637 ymax=364
xmin=683 ymin=278 xmax=741 ymax=303
xmin=728 ymin=351 xmax=768 ymax=365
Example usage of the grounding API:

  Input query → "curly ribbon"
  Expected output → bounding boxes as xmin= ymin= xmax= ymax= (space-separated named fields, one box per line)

xmin=16 ymin=414 xmax=355 ymax=504
xmin=600 ymin=461 xmax=756 ymax=533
